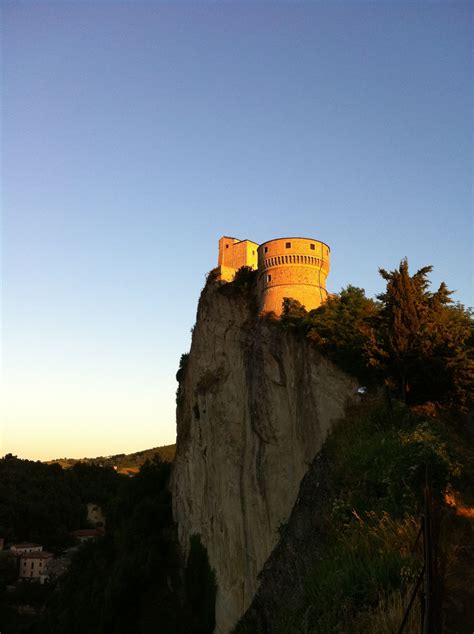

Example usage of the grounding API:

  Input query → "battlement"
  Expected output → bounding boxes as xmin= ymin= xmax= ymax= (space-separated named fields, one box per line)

xmin=217 ymin=235 xmax=331 ymax=315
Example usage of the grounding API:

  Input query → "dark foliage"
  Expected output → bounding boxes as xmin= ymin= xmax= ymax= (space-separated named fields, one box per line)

xmin=176 ymin=353 xmax=190 ymax=384
xmin=279 ymin=262 xmax=473 ymax=409
xmin=176 ymin=352 xmax=190 ymax=406
xmin=236 ymin=400 xmax=471 ymax=633
xmin=368 ymin=259 xmax=474 ymax=408
xmin=34 ymin=457 xmax=216 ymax=634
xmin=280 ymin=287 xmax=379 ymax=380
xmin=231 ymin=266 xmax=258 ymax=289
xmin=0 ymin=455 xmax=120 ymax=551
xmin=217 ymin=267 xmax=258 ymax=309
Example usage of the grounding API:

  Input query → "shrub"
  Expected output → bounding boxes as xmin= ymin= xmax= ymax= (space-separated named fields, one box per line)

xmin=176 ymin=353 xmax=190 ymax=406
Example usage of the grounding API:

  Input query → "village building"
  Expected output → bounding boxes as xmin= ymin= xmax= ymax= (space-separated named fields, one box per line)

xmin=10 ymin=543 xmax=43 ymax=555
xmin=17 ymin=551 xmax=53 ymax=584
xmin=70 ymin=528 xmax=104 ymax=543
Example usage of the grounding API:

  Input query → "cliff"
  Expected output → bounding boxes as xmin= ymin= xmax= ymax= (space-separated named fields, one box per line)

xmin=171 ymin=273 xmax=358 ymax=633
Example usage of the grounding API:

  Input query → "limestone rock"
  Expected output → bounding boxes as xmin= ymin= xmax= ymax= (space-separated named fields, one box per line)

xmin=171 ymin=278 xmax=357 ymax=633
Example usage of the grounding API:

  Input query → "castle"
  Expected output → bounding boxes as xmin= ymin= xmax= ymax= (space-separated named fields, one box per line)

xmin=217 ymin=235 xmax=330 ymax=315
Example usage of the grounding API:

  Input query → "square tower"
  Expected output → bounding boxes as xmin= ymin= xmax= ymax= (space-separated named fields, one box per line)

xmin=217 ymin=236 xmax=258 ymax=281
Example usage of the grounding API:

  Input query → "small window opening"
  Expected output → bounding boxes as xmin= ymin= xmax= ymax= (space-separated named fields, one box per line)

xmin=267 ymin=274 xmax=272 ymax=282
xmin=310 ymin=244 xmax=315 ymax=250
xmin=264 ymin=246 xmax=268 ymax=253
xmin=225 ymin=244 xmax=229 ymax=249
xmin=285 ymin=242 xmax=291 ymax=248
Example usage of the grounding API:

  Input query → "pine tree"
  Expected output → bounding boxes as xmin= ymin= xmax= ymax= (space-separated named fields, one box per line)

xmin=369 ymin=258 xmax=474 ymax=408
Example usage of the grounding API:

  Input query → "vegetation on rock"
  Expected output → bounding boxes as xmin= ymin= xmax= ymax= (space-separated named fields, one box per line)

xmin=236 ymin=400 xmax=474 ymax=633
xmin=280 ymin=259 xmax=473 ymax=410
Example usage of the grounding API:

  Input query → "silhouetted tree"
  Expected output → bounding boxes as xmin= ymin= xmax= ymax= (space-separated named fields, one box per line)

xmin=368 ymin=258 xmax=474 ymax=407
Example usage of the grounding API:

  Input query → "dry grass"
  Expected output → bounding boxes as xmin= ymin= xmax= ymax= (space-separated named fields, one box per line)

xmin=354 ymin=586 xmax=421 ymax=634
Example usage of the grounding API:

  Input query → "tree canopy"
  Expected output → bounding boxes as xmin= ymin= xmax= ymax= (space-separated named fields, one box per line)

xmin=280 ymin=259 xmax=473 ymax=410
xmin=368 ymin=258 xmax=474 ymax=407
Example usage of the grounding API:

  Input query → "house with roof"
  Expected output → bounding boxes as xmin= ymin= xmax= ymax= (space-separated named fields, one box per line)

xmin=70 ymin=528 xmax=104 ymax=543
xmin=18 ymin=550 xmax=53 ymax=583
xmin=10 ymin=542 xmax=43 ymax=555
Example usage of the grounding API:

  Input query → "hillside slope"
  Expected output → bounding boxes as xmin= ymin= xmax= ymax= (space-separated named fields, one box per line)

xmin=235 ymin=399 xmax=474 ymax=633
xmin=47 ymin=444 xmax=176 ymax=474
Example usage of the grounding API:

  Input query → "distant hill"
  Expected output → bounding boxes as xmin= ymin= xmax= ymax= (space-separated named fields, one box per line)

xmin=47 ymin=444 xmax=176 ymax=475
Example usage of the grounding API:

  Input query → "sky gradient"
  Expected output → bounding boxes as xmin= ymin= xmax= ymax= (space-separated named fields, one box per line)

xmin=2 ymin=2 xmax=472 ymax=460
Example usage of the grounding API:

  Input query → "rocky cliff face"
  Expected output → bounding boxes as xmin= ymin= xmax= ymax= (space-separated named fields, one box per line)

xmin=171 ymin=275 xmax=358 ymax=633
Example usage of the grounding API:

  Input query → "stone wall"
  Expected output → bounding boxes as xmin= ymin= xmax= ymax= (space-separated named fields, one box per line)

xmin=218 ymin=236 xmax=258 ymax=281
xmin=257 ymin=237 xmax=330 ymax=315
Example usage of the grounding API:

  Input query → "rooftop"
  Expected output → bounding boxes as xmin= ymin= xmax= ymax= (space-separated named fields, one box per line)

xmin=70 ymin=528 xmax=104 ymax=537
xmin=19 ymin=551 xmax=53 ymax=560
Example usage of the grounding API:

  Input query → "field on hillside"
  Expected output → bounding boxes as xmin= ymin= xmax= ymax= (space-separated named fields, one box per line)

xmin=47 ymin=444 xmax=176 ymax=474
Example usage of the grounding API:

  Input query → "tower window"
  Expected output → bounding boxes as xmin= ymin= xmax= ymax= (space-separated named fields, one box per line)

xmin=264 ymin=246 xmax=268 ymax=253
xmin=285 ymin=242 xmax=291 ymax=248
xmin=226 ymin=244 xmax=229 ymax=249
xmin=310 ymin=244 xmax=315 ymax=250
xmin=267 ymin=274 xmax=272 ymax=282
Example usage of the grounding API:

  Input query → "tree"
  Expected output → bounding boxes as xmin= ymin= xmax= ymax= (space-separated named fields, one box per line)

xmin=368 ymin=258 xmax=474 ymax=408
xmin=307 ymin=286 xmax=379 ymax=380
xmin=280 ymin=298 xmax=311 ymax=332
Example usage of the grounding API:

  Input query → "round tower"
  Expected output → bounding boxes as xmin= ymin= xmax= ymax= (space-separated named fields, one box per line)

xmin=257 ymin=237 xmax=330 ymax=315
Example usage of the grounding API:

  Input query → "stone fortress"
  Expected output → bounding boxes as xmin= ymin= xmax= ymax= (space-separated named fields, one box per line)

xmin=217 ymin=235 xmax=330 ymax=315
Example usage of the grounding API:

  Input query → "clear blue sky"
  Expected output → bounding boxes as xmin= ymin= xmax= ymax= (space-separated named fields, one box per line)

xmin=2 ymin=2 xmax=472 ymax=460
